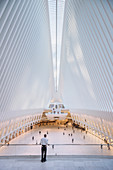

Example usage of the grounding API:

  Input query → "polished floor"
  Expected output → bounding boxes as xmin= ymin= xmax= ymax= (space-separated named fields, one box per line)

xmin=0 ymin=125 xmax=113 ymax=156
xmin=0 ymin=155 xmax=113 ymax=170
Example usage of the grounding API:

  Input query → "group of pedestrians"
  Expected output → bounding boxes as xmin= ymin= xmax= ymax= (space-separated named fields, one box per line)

xmin=39 ymin=126 xmax=111 ymax=163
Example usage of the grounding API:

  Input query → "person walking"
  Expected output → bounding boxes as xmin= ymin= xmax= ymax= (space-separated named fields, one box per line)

xmin=107 ymin=143 xmax=110 ymax=150
xmin=40 ymin=134 xmax=48 ymax=162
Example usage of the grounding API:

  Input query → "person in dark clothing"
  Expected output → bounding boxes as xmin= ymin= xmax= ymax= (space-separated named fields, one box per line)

xmin=40 ymin=134 xmax=48 ymax=162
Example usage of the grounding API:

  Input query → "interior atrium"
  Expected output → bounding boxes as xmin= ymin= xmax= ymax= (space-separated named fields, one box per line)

xmin=0 ymin=0 xmax=113 ymax=169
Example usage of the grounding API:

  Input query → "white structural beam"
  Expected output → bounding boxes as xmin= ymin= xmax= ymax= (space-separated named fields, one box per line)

xmin=0 ymin=0 xmax=54 ymax=122
xmin=0 ymin=0 xmax=113 ymax=145
xmin=59 ymin=0 xmax=113 ymax=113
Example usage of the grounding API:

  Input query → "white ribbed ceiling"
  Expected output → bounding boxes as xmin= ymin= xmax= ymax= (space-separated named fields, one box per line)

xmin=0 ymin=0 xmax=54 ymax=121
xmin=59 ymin=0 xmax=113 ymax=113
xmin=48 ymin=0 xmax=65 ymax=91
xmin=0 ymin=0 xmax=113 ymax=122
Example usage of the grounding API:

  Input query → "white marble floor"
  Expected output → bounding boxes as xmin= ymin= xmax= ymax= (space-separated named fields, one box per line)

xmin=0 ymin=156 xmax=113 ymax=170
xmin=0 ymin=125 xmax=113 ymax=156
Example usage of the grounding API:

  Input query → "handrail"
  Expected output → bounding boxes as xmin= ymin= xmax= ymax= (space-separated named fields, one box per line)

xmin=0 ymin=143 xmax=111 ymax=146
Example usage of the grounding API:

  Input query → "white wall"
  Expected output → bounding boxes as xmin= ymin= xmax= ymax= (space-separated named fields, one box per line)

xmin=59 ymin=0 xmax=113 ymax=112
xmin=0 ymin=0 xmax=54 ymax=121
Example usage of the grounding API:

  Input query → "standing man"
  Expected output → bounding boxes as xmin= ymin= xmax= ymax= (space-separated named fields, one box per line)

xmin=40 ymin=134 xmax=48 ymax=162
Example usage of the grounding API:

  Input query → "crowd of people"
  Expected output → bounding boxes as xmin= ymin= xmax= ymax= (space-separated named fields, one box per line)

xmin=31 ymin=124 xmax=111 ymax=162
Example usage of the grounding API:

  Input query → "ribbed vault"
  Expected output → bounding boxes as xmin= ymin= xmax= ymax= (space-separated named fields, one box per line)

xmin=0 ymin=0 xmax=113 ymax=144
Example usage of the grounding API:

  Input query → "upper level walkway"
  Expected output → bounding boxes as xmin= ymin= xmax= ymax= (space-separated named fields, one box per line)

xmin=0 ymin=155 xmax=113 ymax=170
